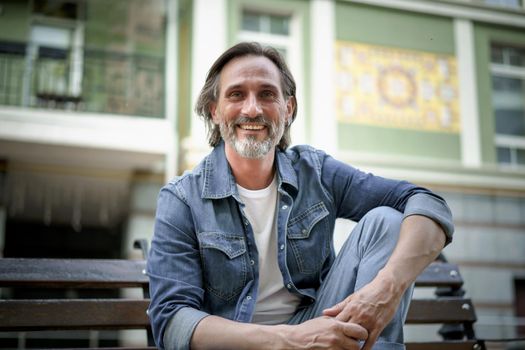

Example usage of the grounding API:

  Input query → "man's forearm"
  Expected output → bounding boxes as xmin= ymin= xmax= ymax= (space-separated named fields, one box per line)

xmin=379 ymin=214 xmax=446 ymax=291
xmin=190 ymin=315 xmax=286 ymax=350
xmin=190 ymin=314 xmax=368 ymax=350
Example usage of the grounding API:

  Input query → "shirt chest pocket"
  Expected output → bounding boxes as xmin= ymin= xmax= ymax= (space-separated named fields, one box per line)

xmin=287 ymin=202 xmax=330 ymax=275
xmin=197 ymin=232 xmax=248 ymax=301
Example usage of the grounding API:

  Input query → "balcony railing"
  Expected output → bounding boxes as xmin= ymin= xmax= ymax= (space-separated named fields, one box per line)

xmin=0 ymin=42 xmax=165 ymax=118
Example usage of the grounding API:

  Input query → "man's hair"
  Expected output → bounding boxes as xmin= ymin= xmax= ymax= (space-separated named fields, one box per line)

xmin=195 ymin=42 xmax=297 ymax=150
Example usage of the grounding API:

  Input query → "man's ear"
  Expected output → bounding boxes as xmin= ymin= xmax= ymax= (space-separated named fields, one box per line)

xmin=210 ymin=102 xmax=219 ymax=124
xmin=286 ymin=97 xmax=296 ymax=124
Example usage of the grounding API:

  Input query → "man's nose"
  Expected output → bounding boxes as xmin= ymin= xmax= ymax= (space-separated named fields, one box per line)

xmin=241 ymin=94 xmax=262 ymax=117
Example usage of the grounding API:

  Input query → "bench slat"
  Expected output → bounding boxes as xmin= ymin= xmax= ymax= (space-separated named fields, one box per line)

xmin=415 ymin=262 xmax=463 ymax=288
xmin=406 ymin=298 xmax=477 ymax=323
xmin=0 ymin=299 xmax=150 ymax=331
xmin=0 ymin=259 xmax=459 ymax=288
xmin=0 ymin=258 xmax=148 ymax=288
xmin=406 ymin=340 xmax=480 ymax=350
xmin=0 ymin=298 xmax=477 ymax=330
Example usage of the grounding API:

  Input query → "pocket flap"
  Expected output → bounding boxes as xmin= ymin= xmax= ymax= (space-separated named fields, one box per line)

xmin=198 ymin=232 xmax=246 ymax=259
xmin=287 ymin=202 xmax=329 ymax=239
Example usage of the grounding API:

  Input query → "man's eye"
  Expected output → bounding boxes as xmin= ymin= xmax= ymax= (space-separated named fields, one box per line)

xmin=261 ymin=91 xmax=275 ymax=98
xmin=229 ymin=91 xmax=242 ymax=98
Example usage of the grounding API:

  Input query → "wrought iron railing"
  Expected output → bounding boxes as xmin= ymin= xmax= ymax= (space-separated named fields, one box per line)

xmin=0 ymin=42 xmax=165 ymax=118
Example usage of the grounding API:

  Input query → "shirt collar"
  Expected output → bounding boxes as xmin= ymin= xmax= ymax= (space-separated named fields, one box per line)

xmin=275 ymin=147 xmax=298 ymax=191
xmin=201 ymin=141 xmax=298 ymax=199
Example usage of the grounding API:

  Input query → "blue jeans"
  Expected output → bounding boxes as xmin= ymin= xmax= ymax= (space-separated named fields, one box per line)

xmin=287 ymin=207 xmax=414 ymax=350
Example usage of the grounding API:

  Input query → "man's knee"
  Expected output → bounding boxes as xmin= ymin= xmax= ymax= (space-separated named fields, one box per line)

xmin=353 ymin=206 xmax=403 ymax=254
xmin=362 ymin=206 xmax=403 ymax=227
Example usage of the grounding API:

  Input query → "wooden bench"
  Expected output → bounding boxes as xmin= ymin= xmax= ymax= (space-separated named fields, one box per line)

xmin=0 ymin=250 xmax=485 ymax=349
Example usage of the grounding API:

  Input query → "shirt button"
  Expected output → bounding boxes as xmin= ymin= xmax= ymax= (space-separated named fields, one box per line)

xmin=246 ymin=295 xmax=252 ymax=300
xmin=244 ymin=220 xmax=249 ymax=226
xmin=302 ymin=229 xmax=307 ymax=234
xmin=280 ymin=244 xmax=285 ymax=250
xmin=281 ymin=205 xmax=288 ymax=210
xmin=250 ymin=260 xmax=255 ymax=265
xmin=286 ymin=283 xmax=292 ymax=289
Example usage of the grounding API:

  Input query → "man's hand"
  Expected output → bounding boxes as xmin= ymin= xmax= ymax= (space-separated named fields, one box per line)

xmin=283 ymin=316 xmax=368 ymax=350
xmin=322 ymin=271 xmax=403 ymax=350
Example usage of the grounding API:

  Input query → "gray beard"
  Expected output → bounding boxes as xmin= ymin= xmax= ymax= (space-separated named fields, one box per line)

xmin=230 ymin=135 xmax=273 ymax=159
xmin=219 ymin=115 xmax=285 ymax=159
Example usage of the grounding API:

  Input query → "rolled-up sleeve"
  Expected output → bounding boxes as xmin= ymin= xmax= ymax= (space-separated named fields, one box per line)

xmin=147 ymin=183 xmax=207 ymax=349
xmin=403 ymin=192 xmax=454 ymax=245
xmin=163 ymin=307 xmax=210 ymax=350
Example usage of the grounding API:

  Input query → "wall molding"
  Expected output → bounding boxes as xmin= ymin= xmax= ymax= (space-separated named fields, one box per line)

xmin=343 ymin=0 xmax=525 ymax=28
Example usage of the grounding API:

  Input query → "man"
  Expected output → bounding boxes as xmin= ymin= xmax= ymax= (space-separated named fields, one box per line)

xmin=147 ymin=42 xmax=453 ymax=350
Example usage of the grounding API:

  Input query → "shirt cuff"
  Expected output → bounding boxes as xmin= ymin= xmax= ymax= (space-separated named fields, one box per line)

xmin=403 ymin=193 xmax=454 ymax=246
xmin=163 ymin=307 xmax=210 ymax=350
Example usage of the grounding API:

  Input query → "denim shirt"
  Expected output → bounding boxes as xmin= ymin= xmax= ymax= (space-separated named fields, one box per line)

xmin=147 ymin=142 xmax=454 ymax=350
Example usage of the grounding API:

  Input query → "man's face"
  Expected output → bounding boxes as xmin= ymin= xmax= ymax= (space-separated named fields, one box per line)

xmin=210 ymin=55 xmax=294 ymax=159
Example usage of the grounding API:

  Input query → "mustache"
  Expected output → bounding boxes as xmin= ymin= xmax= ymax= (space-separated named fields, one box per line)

xmin=231 ymin=115 xmax=272 ymax=126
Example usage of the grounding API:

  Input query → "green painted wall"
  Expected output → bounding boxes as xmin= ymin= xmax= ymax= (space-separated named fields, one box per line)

xmin=338 ymin=124 xmax=460 ymax=159
xmin=226 ymin=0 xmax=312 ymax=143
xmin=336 ymin=2 xmax=455 ymax=54
xmin=0 ymin=1 xmax=30 ymax=42
xmin=474 ymin=23 xmax=525 ymax=164
xmin=334 ymin=2 xmax=460 ymax=161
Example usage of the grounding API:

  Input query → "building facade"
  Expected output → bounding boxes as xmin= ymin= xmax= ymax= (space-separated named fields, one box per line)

xmin=0 ymin=0 xmax=524 ymax=347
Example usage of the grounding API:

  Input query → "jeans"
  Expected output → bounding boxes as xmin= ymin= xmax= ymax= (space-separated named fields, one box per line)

xmin=287 ymin=207 xmax=414 ymax=350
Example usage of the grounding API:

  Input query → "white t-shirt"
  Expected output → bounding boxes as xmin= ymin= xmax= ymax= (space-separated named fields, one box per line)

xmin=237 ymin=176 xmax=301 ymax=324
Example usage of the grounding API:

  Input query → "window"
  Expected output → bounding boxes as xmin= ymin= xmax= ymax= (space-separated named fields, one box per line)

xmin=451 ymin=0 xmax=523 ymax=9
xmin=482 ymin=0 xmax=522 ymax=9
xmin=491 ymin=44 xmax=525 ymax=167
xmin=492 ymin=45 xmax=525 ymax=67
xmin=239 ymin=10 xmax=292 ymax=59
xmin=29 ymin=24 xmax=77 ymax=98
xmin=21 ymin=1 xmax=85 ymax=109
xmin=242 ymin=11 xmax=290 ymax=36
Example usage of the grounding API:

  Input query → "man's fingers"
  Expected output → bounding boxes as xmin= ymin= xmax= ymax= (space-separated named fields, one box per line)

xmin=339 ymin=337 xmax=364 ymax=350
xmin=322 ymin=300 xmax=345 ymax=316
xmin=324 ymin=295 xmax=356 ymax=317
xmin=334 ymin=303 xmax=354 ymax=322
xmin=361 ymin=331 xmax=379 ymax=350
xmin=321 ymin=307 xmax=338 ymax=316
xmin=341 ymin=322 xmax=368 ymax=341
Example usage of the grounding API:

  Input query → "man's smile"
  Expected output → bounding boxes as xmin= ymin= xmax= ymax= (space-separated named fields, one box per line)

xmin=237 ymin=123 xmax=266 ymax=131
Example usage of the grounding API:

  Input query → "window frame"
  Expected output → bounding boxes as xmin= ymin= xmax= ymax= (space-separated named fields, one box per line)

xmin=22 ymin=13 xmax=85 ymax=107
xmin=490 ymin=44 xmax=525 ymax=168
